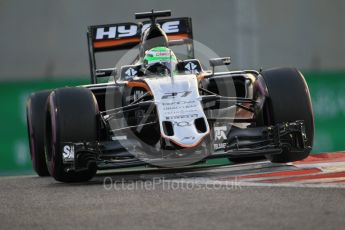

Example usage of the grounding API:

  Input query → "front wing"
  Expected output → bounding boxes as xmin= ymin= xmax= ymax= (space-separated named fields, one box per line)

xmin=60 ymin=120 xmax=310 ymax=172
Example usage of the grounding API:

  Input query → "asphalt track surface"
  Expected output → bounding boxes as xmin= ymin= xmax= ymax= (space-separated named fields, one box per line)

xmin=1 ymin=153 xmax=345 ymax=230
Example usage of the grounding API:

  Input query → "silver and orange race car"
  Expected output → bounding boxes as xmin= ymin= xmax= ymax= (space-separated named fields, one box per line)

xmin=27 ymin=10 xmax=314 ymax=182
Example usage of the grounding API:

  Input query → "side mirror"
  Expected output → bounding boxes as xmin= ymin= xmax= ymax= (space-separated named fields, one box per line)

xmin=95 ymin=68 xmax=117 ymax=77
xmin=209 ymin=57 xmax=231 ymax=67
xmin=209 ymin=57 xmax=231 ymax=76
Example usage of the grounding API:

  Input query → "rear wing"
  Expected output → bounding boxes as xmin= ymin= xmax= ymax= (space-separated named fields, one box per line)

xmin=87 ymin=17 xmax=194 ymax=83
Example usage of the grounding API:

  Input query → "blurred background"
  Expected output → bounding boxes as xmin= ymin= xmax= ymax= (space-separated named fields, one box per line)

xmin=1 ymin=0 xmax=345 ymax=175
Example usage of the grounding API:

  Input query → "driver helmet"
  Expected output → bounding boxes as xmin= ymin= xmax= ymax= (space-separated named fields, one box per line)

xmin=143 ymin=47 xmax=177 ymax=76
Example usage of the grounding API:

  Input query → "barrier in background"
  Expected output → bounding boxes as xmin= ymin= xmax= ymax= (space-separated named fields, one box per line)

xmin=305 ymin=72 xmax=345 ymax=153
xmin=0 ymin=71 xmax=344 ymax=174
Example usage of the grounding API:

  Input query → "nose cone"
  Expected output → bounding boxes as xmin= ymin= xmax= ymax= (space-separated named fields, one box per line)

xmin=144 ymin=75 xmax=210 ymax=148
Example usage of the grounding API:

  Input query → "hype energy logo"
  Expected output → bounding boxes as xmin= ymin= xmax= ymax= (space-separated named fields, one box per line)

xmin=94 ymin=21 xmax=181 ymax=40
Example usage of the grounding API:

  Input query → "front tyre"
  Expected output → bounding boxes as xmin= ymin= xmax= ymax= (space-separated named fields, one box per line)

xmin=45 ymin=88 xmax=99 ymax=182
xmin=260 ymin=68 xmax=314 ymax=163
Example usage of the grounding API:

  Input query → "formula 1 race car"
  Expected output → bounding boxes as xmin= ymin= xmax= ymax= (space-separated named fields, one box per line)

xmin=26 ymin=10 xmax=314 ymax=182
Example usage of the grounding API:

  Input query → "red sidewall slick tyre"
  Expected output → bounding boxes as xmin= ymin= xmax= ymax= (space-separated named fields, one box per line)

xmin=260 ymin=68 xmax=314 ymax=163
xmin=44 ymin=87 xmax=99 ymax=182
xmin=26 ymin=90 xmax=51 ymax=176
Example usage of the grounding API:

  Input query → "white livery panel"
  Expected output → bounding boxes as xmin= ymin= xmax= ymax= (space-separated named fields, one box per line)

xmin=145 ymin=75 xmax=210 ymax=147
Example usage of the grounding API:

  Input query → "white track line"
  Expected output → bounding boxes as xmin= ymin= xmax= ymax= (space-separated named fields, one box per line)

xmin=165 ymin=177 xmax=345 ymax=189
